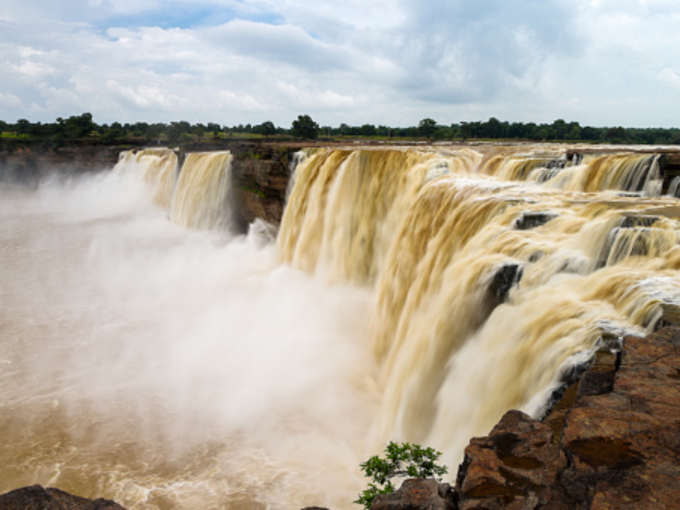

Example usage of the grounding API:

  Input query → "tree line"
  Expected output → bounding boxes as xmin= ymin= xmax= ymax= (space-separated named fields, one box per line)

xmin=1 ymin=113 xmax=679 ymax=147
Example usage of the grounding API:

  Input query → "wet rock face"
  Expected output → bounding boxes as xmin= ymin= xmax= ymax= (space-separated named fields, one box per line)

xmin=489 ymin=263 xmax=524 ymax=304
xmin=455 ymin=411 xmax=564 ymax=509
xmin=371 ymin=478 xmax=457 ymax=510
xmin=0 ymin=144 xmax=136 ymax=184
xmin=454 ymin=325 xmax=680 ymax=509
xmin=514 ymin=212 xmax=558 ymax=231
xmin=0 ymin=485 xmax=126 ymax=509
xmin=229 ymin=143 xmax=301 ymax=232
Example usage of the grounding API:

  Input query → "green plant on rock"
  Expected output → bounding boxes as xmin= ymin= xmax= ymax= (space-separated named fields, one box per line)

xmin=354 ymin=441 xmax=448 ymax=509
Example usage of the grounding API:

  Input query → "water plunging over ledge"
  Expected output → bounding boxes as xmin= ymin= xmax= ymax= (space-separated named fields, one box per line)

xmin=1 ymin=144 xmax=679 ymax=509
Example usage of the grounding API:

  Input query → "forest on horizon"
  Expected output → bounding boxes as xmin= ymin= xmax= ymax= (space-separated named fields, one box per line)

xmin=2 ymin=112 xmax=680 ymax=148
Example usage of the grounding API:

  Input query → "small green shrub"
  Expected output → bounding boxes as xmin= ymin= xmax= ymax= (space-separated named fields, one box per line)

xmin=354 ymin=441 xmax=448 ymax=509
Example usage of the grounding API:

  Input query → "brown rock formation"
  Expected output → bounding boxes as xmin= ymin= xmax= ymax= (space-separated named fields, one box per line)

xmin=0 ymin=485 xmax=126 ymax=509
xmin=371 ymin=478 xmax=457 ymax=510
xmin=0 ymin=139 xmax=300 ymax=231
xmin=0 ymin=143 xmax=139 ymax=183
xmin=227 ymin=142 xmax=302 ymax=232
xmin=454 ymin=325 xmax=680 ymax=509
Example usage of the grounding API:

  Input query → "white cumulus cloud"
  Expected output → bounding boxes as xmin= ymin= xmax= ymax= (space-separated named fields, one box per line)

xmin=0 ymin=0 xmax=680 ymax=127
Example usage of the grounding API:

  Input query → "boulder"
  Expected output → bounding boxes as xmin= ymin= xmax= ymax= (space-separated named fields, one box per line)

xmin=454 ymin=325 xmax=680 ymax=509
xmin=371 ymin=478 xmax=456 ymax=510
xmin=488 ymin=263 xmax=524 ymax=303
xmin=455 ymin=410 xmax=563 ymax=509
xmin=514 ymin=212 xmax=558 ymax=231
xmin=0 ymin=485 xmax=126 ymax=510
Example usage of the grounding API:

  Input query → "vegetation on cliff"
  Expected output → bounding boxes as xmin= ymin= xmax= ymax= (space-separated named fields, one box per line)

xmin=355 ymin=442 xmax=448 ymax=509
xmin=2 ymin=113 xmax=680 ymax=150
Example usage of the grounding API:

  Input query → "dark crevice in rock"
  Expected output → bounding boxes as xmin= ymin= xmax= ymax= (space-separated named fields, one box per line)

xmin=514 ymin=212 xmax=558 ymax=231
xmin=620 ymin=215 xmax=659 ymax=228
xmin=489 ymin=263 xmax=524 ymax=304
xmin=567 ymin=438 xmax=643 ymax=469
xmin=538 ymin=357 xmax=592 ymax=422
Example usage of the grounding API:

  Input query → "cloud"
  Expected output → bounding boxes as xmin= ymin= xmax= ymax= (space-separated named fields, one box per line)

xmin=659 ymin=68 xmax=680 ymax=88
xmin=1 ymin=0 xmax=680 ymax=126
xmin=203 ymin=19 xmax=352 ymax=73
xmin=378 ymin=0 xmax=584 ymax=103
xmin=0 ymin=92 xmax=25 ymax=110
xmin=217 ymin=90 xmax=266 ymax=112
xmin=276 ymin=82 xmax=357 ymax=110
xmin=106 ymin=80 xmax=189 ymax=109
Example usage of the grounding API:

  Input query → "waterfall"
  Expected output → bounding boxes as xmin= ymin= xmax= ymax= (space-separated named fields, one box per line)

xmin=115 ymin=149 xmax=233 ymax=231
xmin=280 ymin=147 xmax=680 ymax=469
xmin=113 ymin=148 xmax=178 ymax=208
xmin=533 ymin=153 xmax=662 ymax=195
xmin=668 ymin=175 xmax=680 ymax=197
xmin=3 ymin=145 xmax=680 ymax=509
xmin=170 ymin=152 xmax=233 ymax=230
xmin=278 ymin=148 xmax=482 ymax=284
xmin=481 ymin=150 xmax=663 ymax=196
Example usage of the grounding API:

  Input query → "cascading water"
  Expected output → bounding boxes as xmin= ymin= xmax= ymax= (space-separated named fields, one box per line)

xmin=1 ymin=144 xmax=680 ymax=509
xmin=170 ymin=151 xmax=233 ymax=230
xmin=114 ymin=148 xmax=178 ymax=208
xmin=279 ymin=147 xmax=680 ymax=470
xmin=112 ymin=149 xmax=232 ymax=230
xmin=482 ymin=150 xmax=664 ymax=197
xmin=278 ymin=148 xmax=481 ymax=284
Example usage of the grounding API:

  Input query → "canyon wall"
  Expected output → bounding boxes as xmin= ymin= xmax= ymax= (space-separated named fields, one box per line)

xmin=0 ymin=140 xmax=300 ymax=232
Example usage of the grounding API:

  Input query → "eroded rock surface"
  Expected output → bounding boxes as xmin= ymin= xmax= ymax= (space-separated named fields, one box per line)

xmin=371 ymin=478 xmax=457 ymax=510
xmin=454 ymin=325 xmax=680 ymax=509
xmin=229 ymin=143 xmax=300 ymax=231
xmin=0 ymin=485 xmax=126 ymax=510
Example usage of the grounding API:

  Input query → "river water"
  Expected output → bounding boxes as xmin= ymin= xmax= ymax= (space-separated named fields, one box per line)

xmin=0 ymin=172 xmax=377 ymax=509
xmin=2 ymin=145 xmax=680 ymax=509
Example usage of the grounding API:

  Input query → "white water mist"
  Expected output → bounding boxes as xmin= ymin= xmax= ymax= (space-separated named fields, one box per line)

xmin=0 ymin=172 xmax=378 ymax=509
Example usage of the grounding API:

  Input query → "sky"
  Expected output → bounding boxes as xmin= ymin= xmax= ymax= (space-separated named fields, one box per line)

xmin=1 ymin=0 xmax=680 ymax=128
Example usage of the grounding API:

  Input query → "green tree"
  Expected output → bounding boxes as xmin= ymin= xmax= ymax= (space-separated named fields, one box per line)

xmin=15 ymin=119 xmax=31 ymax=135
xmin=360 ymin=124 xmax=377 ymax=137
xmin=291 ymin=114 xmax=319 ymax=139
xmin=58 ymin=113 xmax=95 ymax=139
xmin=481 ymin=117 xmax=503 ymax=139
xmin=581 ymin=126 xmax=602 ymax=141
xmin=418 ymin=118 xmax=437 ymax=139
xmin=551 ymin=118 xmax=568 ymax=140
xmin=354 ymin=442 xmax=447 ymax=509
xmin=377 ymin=125 xmax=392 ymax=138
xmin=606 ymin=126 xmax=627 ymax=143
xmin=566 ymin=122 xmax=581 ymax=141
xmin=254 ymin=121 xmax=277 ymax=137
xmin=167 ymin=121 xmax=191 ymax=144
xmin=460 ymin=121 xmax=482 ymax=140
xmin=206 ymin=122 xmax=221 ymax=135
xmin=147 ymin=123 xmax=164 ymax=140
xmin=102 ymin=122 xmax=124 ymax=143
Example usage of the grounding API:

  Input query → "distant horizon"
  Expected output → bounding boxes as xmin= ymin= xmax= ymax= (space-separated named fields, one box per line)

xmin=2 ymin=2 xmax=680 ymax=128
xmin=2 ymin=113 xmax=680 ymax=132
